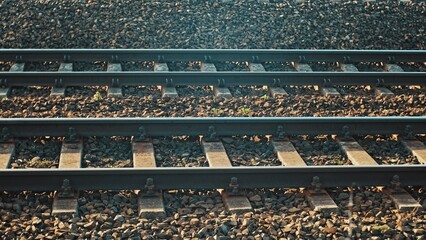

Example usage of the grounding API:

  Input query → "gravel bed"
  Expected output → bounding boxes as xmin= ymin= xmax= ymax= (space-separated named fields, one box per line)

xmin=1 ymin=0 xmax=425 ymax=238
xmin=23 ymin=62 xmax=60 ymax=71
xmin=222 ymin=136 xmax=281 ymax=166
xmin=1 ymin=1 xmax=424 ymax=49
xmin=83 ymin=137 xmax=132 ymax=168
xmin=166 ymin=62 xmax=207 ymax=96
xmin=176 ymin=86 xmax=212 ymax=97
xmin=0 ymin=62 xmax=12 ymax=71
xmin=76 ymin=191 xmax=139 ymax=239
xmin=215 ymin=62 xmax=249 ymax=71
xmin=1 ymin=92 xmax=424 ymax=118
xmin=389 ymin=86 xmax=425 ymax=96
xmin=406 ymin=187 xmax=426 ymax=209
xmin=308 ymin=62 xmax=342 ymax=72
xmin=73 ymin=62 xmax=107 ymax=71
xmin=336 ymin=86 xmax=375 ymax=96
xmin=283 ymin=86 xmax=319 ymax=95
xmin=121 ymin=61 xmax=153 ymax=71
xmin=9 ymin=87 xmax=52 ymax=98
xmin=163 ymin=189 xmax=223 ymax=217
xmin=354 ymin=62 xmax=384 ymax=72
xmin=262 ymin=62 xmax=295 ymax=72
xmin=167 ymin=62 xmax=201 ymax=71
xmin=291 ymin=135 xmax=350 ymax=165
xmin=328 ymin=187 xmax=426 ymax=239
xmin=9 ymin=137 xmax=61 ymax=169
xmin=1 ymin=188 xmax=425 ymax=239
xmin=396 ymin=62 xmax=426 ymax=72
xmin=65 ymin=86 xmax=108 ymax=99
xmin=153 ymin=137 xmax=208 ymax=167
xmin=356 ymin=135 xmax=419 ymax=164
xmin=122 ymin=86 xmax=161 ymax=98
xmin=228 ymin=86 xmax=269 ymax=97
xmin=0 ymin=191 xmax=54 ymax=239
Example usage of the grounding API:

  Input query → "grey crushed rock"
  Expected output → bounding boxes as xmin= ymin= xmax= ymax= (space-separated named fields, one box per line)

xmin=0 ymin=1 xmax=424 ymax=49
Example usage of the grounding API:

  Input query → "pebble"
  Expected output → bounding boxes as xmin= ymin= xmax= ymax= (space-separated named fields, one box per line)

xmin=83 ymin=221 xmax=96 ymax=229
xmin=0 ymin=0 xmax=401 ymax=50
xmin=249 ymin=195 xmax=262 ymax=202
xmin=0 ymin=1 xmax=425 ymax=239
xmin=113 ymin=215 xmax=124 ymax=222
xmin=190 ymin=218 xmax=200 ymax=226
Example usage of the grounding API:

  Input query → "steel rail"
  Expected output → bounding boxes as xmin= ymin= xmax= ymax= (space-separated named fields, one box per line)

xmin=0 ymin=117 xmax=424 ymax=137
xmin=0 ymin=72 xmax=424 ymax=87
xmin=0 ymin=166 xmax=425 ymax=191
xmin=0 ymin=49 xmax=425 ymax=62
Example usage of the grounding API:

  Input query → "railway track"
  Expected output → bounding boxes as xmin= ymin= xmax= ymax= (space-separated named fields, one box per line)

xmin=0 ymin=117 xmax=425 ymax=217
xmin=0 ymin=49 xmax=425 ymax=98
xmin=0 ymin=49 xmax=425 ymax=237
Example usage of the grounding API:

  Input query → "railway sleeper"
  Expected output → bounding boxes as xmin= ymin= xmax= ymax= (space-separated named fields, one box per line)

xmin=52 ymin=139 xmax=82 ymax=216
xmin=249 ymin=62 xmax=289 ymax=97
xmin=50 ymin=63 xmax=72 ymax=97
xmin=155 ymin=63 xmax=178 ymax=98
xmin=201 ymin=62 xmax=232 ymax=98
xmin=272 ymin=139 xmax=339 ymax=212
xmin=1 ymin=130 xmax=425 ymax=216
xmin=337 ymin=136 xmax=422 ymax=210
xmin=202 ymin=139 xmax=252 ymax=214
xmin=106 ymin=63 xmax=123 ymax=97
xmin=292 ymin=62 xmax=341 ymax=97
xmin=0 ymin=62 xmax=24 ymax=98
xmin=132 ymin=140 xmax=166 ymax=218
